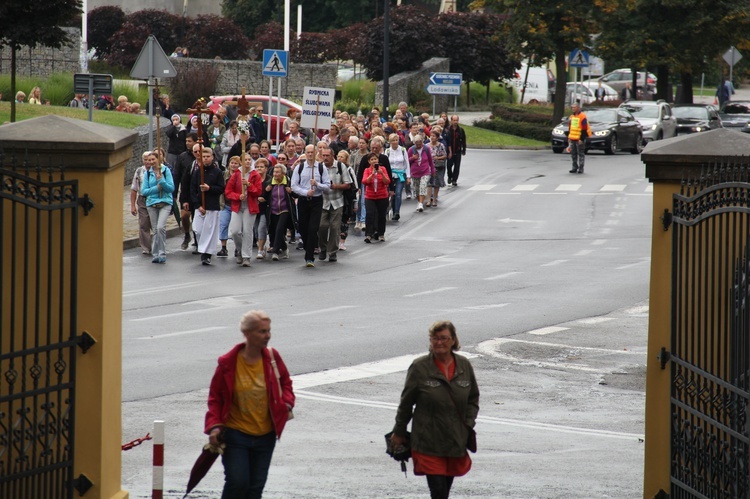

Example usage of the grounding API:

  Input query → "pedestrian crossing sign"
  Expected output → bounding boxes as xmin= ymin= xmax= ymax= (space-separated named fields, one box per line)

xmin=569 ymin=49 xmax=589 ymax=68
xmin=263 ymin=49 xmax=288 ymax=78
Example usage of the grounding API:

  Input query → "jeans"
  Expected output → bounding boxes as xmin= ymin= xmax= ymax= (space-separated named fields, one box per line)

xmin=221 ymin=428 xmax=276 ymax=499
xmin=357 ymin=186 xmax=366 ymax=223
xmin=569 ymin=140 xmax=585 ymax=171
xmin=219 ymin=204 xmax=232 ymax=240
xmin=297 ymin=196 xmax=323 ymax=261
xmin=147 ymin=203 xmax=172 ymax=258
xmin=392 ymin=177 xmax=405 ymax=215
xmin=447 ymin=153 xmax=462 ymax=184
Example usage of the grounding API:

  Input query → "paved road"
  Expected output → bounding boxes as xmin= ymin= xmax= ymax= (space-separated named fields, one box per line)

xmin=121 ymin=147 xmax=651 ymax=497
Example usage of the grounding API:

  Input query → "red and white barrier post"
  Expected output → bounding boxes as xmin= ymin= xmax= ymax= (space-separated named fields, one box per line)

xmin=152 ymin=420 xmax=165 ymax=499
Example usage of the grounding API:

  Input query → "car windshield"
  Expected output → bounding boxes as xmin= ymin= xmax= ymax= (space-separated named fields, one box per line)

xmin=723 ymin=103 xmax=750 ymax=114
xmin=585 ymin=110 xmax=617 ymax=123
xmin=625 ymin=106 xmax=659 ymax=119
xmin=673 ymin=107 xmax=707 ymax=120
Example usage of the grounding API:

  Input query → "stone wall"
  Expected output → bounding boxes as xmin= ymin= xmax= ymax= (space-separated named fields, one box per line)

xmin=0 ymin=28 xmax=80 ymax=78
xmin=171 ymin=58 xmax=338 ymax=102
xmin=123 ymin=117 xmax=172 ymax=185
xmin=375 ymin=58 xmax=452 ymax=113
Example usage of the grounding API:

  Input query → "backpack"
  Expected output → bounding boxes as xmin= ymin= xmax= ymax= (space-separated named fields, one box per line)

xmin=334 ymin=161 xmax=357 ymax=204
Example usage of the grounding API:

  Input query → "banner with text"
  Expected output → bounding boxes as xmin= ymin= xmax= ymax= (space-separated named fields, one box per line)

xmin=300 ymin=86 xmax=335 ymax=130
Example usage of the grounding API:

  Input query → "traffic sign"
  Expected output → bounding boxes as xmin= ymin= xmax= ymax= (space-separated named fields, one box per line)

xmin=130 ymin=35 xmax=177 ymax=79
xmin=723 ymin=46 xmax=743 ymax=66
xmin=426 ymin=72 xmax=462 ymax=95
xmin=74 ymin=73 xmax=112 ymax=94
xmin=263 ymin=49 xmax=288 ymax=78
xmin=569 ymin=49 xmax=589 ymax=68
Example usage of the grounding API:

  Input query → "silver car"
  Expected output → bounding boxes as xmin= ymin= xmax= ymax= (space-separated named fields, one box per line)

xmin=618 ymin=100 xmax=677 ymax=142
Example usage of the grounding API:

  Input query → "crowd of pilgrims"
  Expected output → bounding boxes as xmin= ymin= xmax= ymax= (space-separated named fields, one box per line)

xmin=130 ymin=101 xmax=468 ymax=268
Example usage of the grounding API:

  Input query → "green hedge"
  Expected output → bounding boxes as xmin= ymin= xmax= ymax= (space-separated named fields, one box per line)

xmin=0 ymin=73 xmax=149 ymax=107
xmin=474 ymin=118 xmax=551 ymax=142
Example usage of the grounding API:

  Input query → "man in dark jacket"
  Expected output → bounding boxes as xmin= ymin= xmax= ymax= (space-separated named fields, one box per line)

xmin=190 ymin=148 xmax=225 ymax=265
xmin=446 ymin=116 xmax=467 ymax=187
xmin=174 ymin=133 xmax=198 ymax=250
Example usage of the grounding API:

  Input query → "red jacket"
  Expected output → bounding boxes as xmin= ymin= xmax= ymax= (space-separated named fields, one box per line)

xmin=362 ymin=166 xmax=391 ymax=200
xmin=225 ymin=169 xmax=262 ymax=214
xmin=205 ymin=343 xmax=295 ymax=439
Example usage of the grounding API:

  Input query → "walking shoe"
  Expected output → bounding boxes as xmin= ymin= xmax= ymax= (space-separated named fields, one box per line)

xmin=378 ymin=236 xmax=385 ymax=242
xmin=181 ymin=234 xmax=190 ymax=250
xmin=236 ymin=255 xmax=244 ymax=264
xmin=217 ymin=247 xmax=228 ymax=257
xmin=388 ymin=208 xmax=394 ymax=220
xmin=393 ymin=213 xmax=400 ymax=221
xmin=201 ymin=254 xmax=211 ymax=265
xmin=578 ymin=168 xmax=584 ymax=174
xmin=339 ymin=241 xmax=347 ymax=251
xmin=256 ymin=250 xmax=266 ymax=260
xmin=319 ymin=248 xmax=327 ymax=261
xmin=282 ymin=248 xmax=290 ymax=259
xmin=569 ymin=168 xmax=578 ymax=173
xmin=452 ymin=181 xmax=457 ymax=187
xmin=296 ymin=241 xmax=304 ymax=250
xmin=329 ymin=254 xmax=338 ymax=262
xmin=364 ymin=236 xmax=372 ymax=243
xmin=272 ymin=253 xmax=280 ymax=261
xmin=192 ymin=248 xmax=201 ymax=255
xmin=242 ymin=258 xmax=252 ymax=267
xmin=406 ymin=193 xmax=412 ymax=199
xmin=306 ymin=260 xmax=315 ymax=268
xmin=152 ymin=256 xmax=160 ymax=264
xmin=158 ymin=256 xmax=166 ymax=264
xmin=416 ymin=203 xmax=424 ymax=212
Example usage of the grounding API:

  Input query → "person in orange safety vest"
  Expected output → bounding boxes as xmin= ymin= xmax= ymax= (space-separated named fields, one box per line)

xmin=568 ymin=101 xmax=589 ymax=174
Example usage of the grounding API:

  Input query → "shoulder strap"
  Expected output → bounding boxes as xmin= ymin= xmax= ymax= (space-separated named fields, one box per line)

xmin=267 ymin=348 xmax=283 ymax=399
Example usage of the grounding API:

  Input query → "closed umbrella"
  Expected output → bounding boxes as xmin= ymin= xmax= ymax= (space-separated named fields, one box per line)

xmin=183 ymin=442 xmax=224 ymax=498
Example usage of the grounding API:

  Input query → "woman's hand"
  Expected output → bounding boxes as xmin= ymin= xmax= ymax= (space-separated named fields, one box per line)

xmin=240 ymin=193 xmax=247 ymax=200
xmin=265 ymin=185 xmax=272 ymax=192
xmin=208 ymin=428 xmax=222 ymax=448
xmin=390 ymin=434 xmax=406 ymax=447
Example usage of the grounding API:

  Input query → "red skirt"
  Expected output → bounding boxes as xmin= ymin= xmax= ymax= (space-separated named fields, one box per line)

xmin=412 ymin=450 xmax=471 ymax=477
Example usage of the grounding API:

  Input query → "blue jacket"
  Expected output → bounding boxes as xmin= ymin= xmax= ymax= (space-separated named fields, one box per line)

xmin=140 ymin=165 xmax=175 ymax=206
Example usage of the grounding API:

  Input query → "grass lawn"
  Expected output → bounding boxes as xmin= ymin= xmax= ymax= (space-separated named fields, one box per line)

xmin=0 ymin=102 xmax=149 ymax=129
xmin=464 ymin=124 xmax=547 ymax=148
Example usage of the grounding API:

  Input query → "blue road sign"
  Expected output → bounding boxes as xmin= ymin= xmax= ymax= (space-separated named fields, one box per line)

xmin=569 ymin=49 xmax=589 ymax=68
xmin=427 ymin=72 xmax=462 ymax=95
xmin=263 ymin=50 xmax=288 ymax=78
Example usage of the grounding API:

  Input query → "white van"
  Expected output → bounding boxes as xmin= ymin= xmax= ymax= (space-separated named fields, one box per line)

xmin=507 ymin=65 xmax=554 ymax=103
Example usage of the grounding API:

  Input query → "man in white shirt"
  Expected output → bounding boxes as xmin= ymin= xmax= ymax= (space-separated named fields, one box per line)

xmin=291 ymin=144 xmax=332 ymax=267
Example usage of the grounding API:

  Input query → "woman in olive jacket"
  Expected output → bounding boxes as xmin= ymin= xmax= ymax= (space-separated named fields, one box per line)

xmin=391 ymin=321 xmax=479 ymax=499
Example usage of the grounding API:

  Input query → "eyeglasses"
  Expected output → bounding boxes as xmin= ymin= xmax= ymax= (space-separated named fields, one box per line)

xmin=430 ymin=336 xmax=452 ymax=343
xmin=278 ymin=156 xmax=287 ymax=161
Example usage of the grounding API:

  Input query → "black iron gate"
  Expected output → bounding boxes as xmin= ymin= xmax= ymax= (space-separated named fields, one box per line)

xmin=668 ymin=162 xmax=750 ymax=498
xmin=0 ymin=156 xmax=94 ymax=498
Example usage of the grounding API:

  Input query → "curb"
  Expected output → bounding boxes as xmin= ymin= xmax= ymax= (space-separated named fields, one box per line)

xmin=123 ymin=227 xmax=184 ymax=251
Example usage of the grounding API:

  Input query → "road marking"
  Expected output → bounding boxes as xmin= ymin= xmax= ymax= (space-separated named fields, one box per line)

xmin=486 ymin=192 xmax=521 ymax=195
xmin=136 ymin=326 xmax=227 ymax=340
xmin=528 ymin=326 xmax=569 ymax=335
xmin=123 ymin=282 xmax=202 ymax=297
xmin=290 ymin=305 xmax=358 ymax=317
xmin=576 ymin=317 xmax=616 ymax=325
xmin=533 ymin=192 xmax=567 ymax=195
xmin=609 ymin=212 xmax=623 ymax=217
xmin=468 ymin=184 xmax=496 ymax=191
xmin=484 ymin=272 xmax=522 ymax=281
xmin=605 ymin=220 xmax=620 ymax=225
xmin=404 ymin=287 xmax=456 ymax=297
xmin=624 ymin=305 xmax=649 ymax=315
xmin=574 ymin=250 xmax=593 ymax=256
xmin=419 ymin=257 xmax=473 ymax=271
xmin=579 ymin=193 xmax=613 ymax=196
xmin=591 ymin=239 xmax=607 ymax=245
xmin=599 ymin=228 xmax=613 ymax=234
xmin=616 ymin=258 xmax=650 ymax=270
xmin=511 ymin=184 xmax=539 ymax=191
xmin=556 ymin=184 xmax=581 ymax=191
xmin=465 ymin=303 xmax=509 ymax=310
xmin=292 ymin=352 xmax=480 ymax=389
xmin=541 ymin=260 xmax=568 ymax=267
xmin=644 ymin=185 xmax=653 ymax=192
xmin=601 ymin=184 xmax=627 ymax=191
xmin=498 ymin=217 xmax=540 ymax=224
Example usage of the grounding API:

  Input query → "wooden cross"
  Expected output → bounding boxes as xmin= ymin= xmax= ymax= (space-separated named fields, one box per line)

xmin=186 ymin=98 xmax=214 ymax=208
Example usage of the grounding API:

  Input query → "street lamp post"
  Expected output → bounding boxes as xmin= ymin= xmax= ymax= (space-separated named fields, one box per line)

xmin=382 ymin=0 xmax=390 ymax=120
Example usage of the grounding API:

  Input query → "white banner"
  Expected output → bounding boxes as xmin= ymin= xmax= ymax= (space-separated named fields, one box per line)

xmin=300 ymin=86 xmax=335 ymax=130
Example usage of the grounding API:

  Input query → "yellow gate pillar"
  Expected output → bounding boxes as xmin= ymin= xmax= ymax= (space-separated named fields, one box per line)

xmin=641 ymin=129 xmax=750 ymax=497
xmin=0 ymin=116 xmax=136 ymax=499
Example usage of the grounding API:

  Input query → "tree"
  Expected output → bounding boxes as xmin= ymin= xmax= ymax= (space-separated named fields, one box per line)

xmin=87 ymin=5 xmax=125 ymax=59
xmin=183 ymin=15 xmax=250 ymax=60
xmin=0 ymin=1 xmax=82 ymax=122
xmin=248 ymin=21 xmax=285 ymax=61
xmin=107 ymin=10 xmax=180 ymax=69
xmin=362 ymin=5 xmax=434 ymax=81
xmin=472 ymin=0 xmax=592 ymax=123
xmin=221 ymin=0 xmax=278 ymax=39
xmin=291 ymin=32 xmax=333 ymax=64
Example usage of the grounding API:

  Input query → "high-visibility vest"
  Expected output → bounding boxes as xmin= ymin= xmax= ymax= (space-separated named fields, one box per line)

xmin=568 ymin=112 xmax=588 ymax=141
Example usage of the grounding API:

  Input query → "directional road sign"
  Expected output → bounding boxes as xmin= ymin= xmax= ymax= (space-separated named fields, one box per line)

xmin=130 ymin=35 xmax=177 ymax=79
xmin=263 ymin=49 xmax=288 ymax=78
xmin=569 ymin=49 xmax=589 ymax=68
xmin=426 ymin=72 xmax=462 ymax=95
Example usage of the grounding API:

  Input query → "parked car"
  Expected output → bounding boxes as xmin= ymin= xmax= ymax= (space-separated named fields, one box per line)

xmin=719 ymin=101 xmax=750 ymax=133
xmin=565 ymin=81 xmax=618 ymax=104
xmin=672 ymin=104 xmax=723 ymax=134
xmin=618 ymin=100 xmax=677 ymax=142
xmin=207 ymin=95 xmax=303 ymax=145
xmin=597 ymin=69 xmax=656 ymax=96
xmin=551 ymin=107 xmax=644 ymax=155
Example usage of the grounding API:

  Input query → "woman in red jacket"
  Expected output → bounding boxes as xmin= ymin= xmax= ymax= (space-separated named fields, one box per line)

xmin=205 ymin=310 xmax=295 ymax=499
xmin=362 ymin=152 xmax=391 ymax=243
xmin=225 ymin=155 xmax=263 ymax=267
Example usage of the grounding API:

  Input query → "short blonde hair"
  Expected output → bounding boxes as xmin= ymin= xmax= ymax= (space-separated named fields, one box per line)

xmin=240 ymin=310 xmax=271 ymax=333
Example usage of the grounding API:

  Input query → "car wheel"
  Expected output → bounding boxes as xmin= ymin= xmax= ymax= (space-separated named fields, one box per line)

xmin=630 ymin=135 xmax=644 ymax=154
xmin=656 ymin=131 xmax=663 ymax=140
xmin=552 ymin=147 xmax=564 ymax=154
xmin=605 ymin=134 xmax=617 ymax=155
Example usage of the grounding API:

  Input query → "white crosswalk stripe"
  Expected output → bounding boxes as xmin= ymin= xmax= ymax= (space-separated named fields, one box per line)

xmin=511 ymin=184 xmax=539 ymax=191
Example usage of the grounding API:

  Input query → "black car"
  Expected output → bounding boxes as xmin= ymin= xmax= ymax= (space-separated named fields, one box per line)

xmin=719 ymin=101 xmax=750 ymax=133
xmin=551 ymin=107 xmax=644 ymax=155
xmin=672 ymin=104 xmax=723 ymax=134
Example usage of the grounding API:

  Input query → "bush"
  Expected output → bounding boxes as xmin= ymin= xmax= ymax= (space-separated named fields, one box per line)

xmin=467 ymin=82 xmax=516 ymax=107
xmin=107 ymin=10 xmax=180 ymax=69
xmin=490 ymin=103 xmax=555 ymax=124
xmin=88 ymin=6 xmax=126 ymax=59
xmin=168 ymin=64 xmax=219 ymax=112
xmin=474 ymin=118 xmax=551 ymax=142
xmin=182 ymin=15 xmax=249 ymax=60
xmin=341 ymin=79 xmax=375 ymax=104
